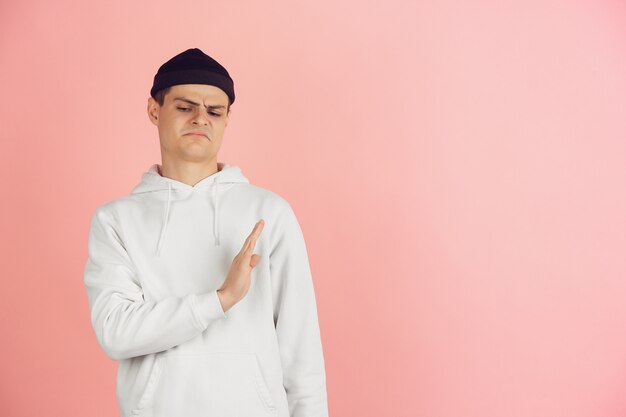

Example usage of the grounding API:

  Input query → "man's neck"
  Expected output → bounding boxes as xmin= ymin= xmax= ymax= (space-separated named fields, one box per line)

xmin=159 ymin=160 xmax=221 ymax=186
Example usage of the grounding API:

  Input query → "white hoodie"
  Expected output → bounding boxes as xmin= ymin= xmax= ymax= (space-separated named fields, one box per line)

xmin=83 ymin=162 xmax=328 ymax=417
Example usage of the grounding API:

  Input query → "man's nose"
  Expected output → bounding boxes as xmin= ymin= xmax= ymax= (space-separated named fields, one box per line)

xmin=191 ymin=110 xmax=211 ymax=125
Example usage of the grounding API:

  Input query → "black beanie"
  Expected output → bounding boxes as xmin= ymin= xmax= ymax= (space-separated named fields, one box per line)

xmin=150 ymin=48 xmax=235 ymax=105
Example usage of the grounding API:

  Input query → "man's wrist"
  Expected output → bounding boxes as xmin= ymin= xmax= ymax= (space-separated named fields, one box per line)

xmin=217 ymin=289 xmax=234 ymax=312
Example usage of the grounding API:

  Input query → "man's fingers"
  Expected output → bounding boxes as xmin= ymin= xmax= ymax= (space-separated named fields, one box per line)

xmin=238 ymin=223 xmax=255 ymax=256
xmin=246 ymin=220 xmax=264 ymax=254
xmin=241 ymin=219 xmax=264 ymax=256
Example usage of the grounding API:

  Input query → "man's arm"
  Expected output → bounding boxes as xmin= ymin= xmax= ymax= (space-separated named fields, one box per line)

xmin=83 ymin=206 xmax=228 ymax=361
xmin=270 ymin=201 xmax=329 ymax=417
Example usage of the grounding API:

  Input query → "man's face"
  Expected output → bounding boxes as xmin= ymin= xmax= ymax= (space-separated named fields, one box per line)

xmin=147 ymin=84 xmax=230 ymax=164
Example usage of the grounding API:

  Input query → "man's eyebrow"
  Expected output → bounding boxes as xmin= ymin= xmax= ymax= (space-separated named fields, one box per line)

xmin=173 ymin=97 xmax=226 ymax=109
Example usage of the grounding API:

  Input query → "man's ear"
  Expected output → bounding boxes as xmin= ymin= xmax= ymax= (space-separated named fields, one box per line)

xmin=147 ymin=97 xmax=159 ymax=126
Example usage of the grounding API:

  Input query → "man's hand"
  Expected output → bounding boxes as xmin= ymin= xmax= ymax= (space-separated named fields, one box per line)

xmin=217 ymin=219 xmax=265 ymax=312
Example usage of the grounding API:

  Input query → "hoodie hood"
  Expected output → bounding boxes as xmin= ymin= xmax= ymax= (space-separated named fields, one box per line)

xmin=131 ymin=162 xmax=249 ymax=255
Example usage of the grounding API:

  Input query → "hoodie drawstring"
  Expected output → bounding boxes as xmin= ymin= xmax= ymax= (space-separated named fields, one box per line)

xmin=212 ymin=180 xmax=220 ymax=246
xmin=156 ymin=182 xmax=173 ymax=256
xmin=155 ymin=180 xmax=222 ymax=256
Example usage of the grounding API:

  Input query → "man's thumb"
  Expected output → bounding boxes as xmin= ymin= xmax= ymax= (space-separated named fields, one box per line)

xmin=250 ymin=254 xmax=260 ymax=268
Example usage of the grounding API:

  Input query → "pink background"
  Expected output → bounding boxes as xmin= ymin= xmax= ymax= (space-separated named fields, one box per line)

xmin=1 ymin=1 xmax=626 ymax=416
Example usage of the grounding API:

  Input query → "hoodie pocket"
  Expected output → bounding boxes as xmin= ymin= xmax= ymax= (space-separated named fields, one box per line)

xmin=133 ymin=352 xmax=277 ymax=416
xmin=129 ymin=357 xmax=165 ymax=417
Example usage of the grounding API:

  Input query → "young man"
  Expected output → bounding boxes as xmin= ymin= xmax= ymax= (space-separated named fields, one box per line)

xmin=83 ymin=48 xmax=329 ymax=417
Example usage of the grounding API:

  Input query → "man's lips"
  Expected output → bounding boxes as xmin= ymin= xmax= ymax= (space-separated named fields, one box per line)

xmin=184 ymin=131 xmax=209 ymax=139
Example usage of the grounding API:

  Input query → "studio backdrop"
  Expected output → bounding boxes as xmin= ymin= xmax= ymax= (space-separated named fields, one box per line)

xmin=1 ymin=1 xmax=625 ymax=416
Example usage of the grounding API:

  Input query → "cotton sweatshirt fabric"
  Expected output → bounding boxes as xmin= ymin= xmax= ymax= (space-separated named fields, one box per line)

xmin=83 ymin=162 xmax=328 ymax=417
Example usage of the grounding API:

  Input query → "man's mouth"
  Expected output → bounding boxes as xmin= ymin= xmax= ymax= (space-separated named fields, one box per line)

xmin=184 ymin=131 xmax=209 ymax=139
